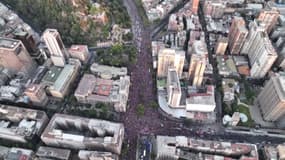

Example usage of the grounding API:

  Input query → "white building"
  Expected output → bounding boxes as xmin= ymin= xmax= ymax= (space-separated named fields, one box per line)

xmin=42 ymin=29 xmax=69 ymax=67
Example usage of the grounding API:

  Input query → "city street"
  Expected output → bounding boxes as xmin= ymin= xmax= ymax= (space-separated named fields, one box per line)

xmin=121 ymin=0 xmax=285 ymax=159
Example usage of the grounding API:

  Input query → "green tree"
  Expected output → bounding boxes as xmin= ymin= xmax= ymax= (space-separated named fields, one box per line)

xmin=136 ymin=104 xmax=145 ymax=116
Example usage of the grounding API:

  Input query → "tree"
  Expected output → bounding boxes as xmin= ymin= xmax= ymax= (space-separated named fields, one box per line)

xmin=136 ymin=104 xmax=145 ymax=116
xmin=149 ymin=101 xmax=158 ymax=109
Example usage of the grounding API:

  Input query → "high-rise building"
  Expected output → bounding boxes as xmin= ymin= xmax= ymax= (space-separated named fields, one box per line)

xmin=257 ymin=74 xmax=285 ymax=122
xmin=215 ymin=36 xmax=228 ymax=55
xmin=191 ymin=0 xmax=200 ymax=15
xmin=157 ymin=48 xmax=185 ymax=78
xmin=0 ymin=37 xmax=36 ymax=74
xmin=189 ymin=40 xmax=207 ymax=86
xmin=257 ymin=1 xmax=279 ymax=33
xmin=42 ymin=29 xmax=69 ymax=67
xmin=167 ymin=68 xmax=182 ymax=108
xmin=248 ymin=31 xmax=277 ymax=78
xmin=228 ymin=17 xmax=248 ymax=54
xmin=203 ymin=0 xmax=226 ymax=19
xmin=241 ymin=20 xmax=266 ymax=55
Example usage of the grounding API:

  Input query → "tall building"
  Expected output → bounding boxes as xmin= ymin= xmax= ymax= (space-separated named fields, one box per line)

xmin=228 ymin=17 xmax=248 ymax=54
xmin=0 ymin=37 xmax=36 ymax=74
xmin=248 ymin=31 xmax=277 ymax=78
xmin=191 ymin=0 xmax=200 ymax=15
xmin=257 ymin=74 xmax=285 ymax=122
xmin=241 ymin=20 xmax=266 ymax=55
xmin=157 ymin=48 xmax=185 ymax=78
xmin=42 ymin=29 xmax=69 ymax=67
xmin=167 ymin=68 xmax=182 ymax=108
xmin=188 ymin=40 xmax=207 ymax=86
xmin=203 ymin=0 xmax=226 ymax=19
xmin=257 ymin=1 xmax=279 ymax=33
xmin=215 ymin=36 xmax=228 ymax=55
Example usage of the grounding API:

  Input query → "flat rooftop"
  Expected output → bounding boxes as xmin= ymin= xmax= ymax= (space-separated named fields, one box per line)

xmin=0 ymin=37 xmax=20 ymax=49
xmin=90 ymin=63 xmax=127 ymax=79
xmin=42 ymin=66 xmax=63 ymax=84
xmin=156 ymin=136 xmax=258 ymax=160
xmin=36 ymin=146 xmax=71 ymax=160
xmin=69 ymin=45 xmax=88 ymax=53
xmin=41 ymin=114 xmax=124 ymax=154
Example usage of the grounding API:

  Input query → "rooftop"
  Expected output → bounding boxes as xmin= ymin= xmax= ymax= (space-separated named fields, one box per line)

xmin=0 ymin=37 xmax=20 ymax=49
xmin=78 ymin=150 xmax=118 ymax=160
xmin=90 ymin=63 xmax=127 ymax=79
xmin=156 ymin=136 xmax=258 ymax=160
xmin=69 ymin=45 xmax=88 ymax=53
xmin=41 ymin=114 xmax=124 ymax=154
xmin=36 ymin=146 xmax=71 ymax=160
xmin=42 ymin=66 xmax=63 ymax=84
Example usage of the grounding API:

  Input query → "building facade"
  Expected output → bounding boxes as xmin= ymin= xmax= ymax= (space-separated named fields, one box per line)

xmin=241 ymin=20 xmax=266 ymax=55
xmin=257 ymin=1 xmax=279 ymax=33
xmin=157 ymin=48 xmax=185 ymax=78
xmin=191 ymin=0 xmax=200 ymax=15
xmin=0 ymin=38 xmax=36 ymax=74
xmin=42 ymin=29 xmax=69 ymax=67
xmin=257 ymin=75 xmax=285 ymax=122
xmin=228 ymin=17 xmax=248 ymax=54
xmin=248 ymin=32 xmax=277 ymax=78
xmin=24 ymin=84 xmax=48 ymax=106
xmin=215 ymin=36 xmax=228 ymax=55
xmin=167 ymin=68 xmax=182 ymax=108
xmin=188 ymin=40 xmax=207 ymax=86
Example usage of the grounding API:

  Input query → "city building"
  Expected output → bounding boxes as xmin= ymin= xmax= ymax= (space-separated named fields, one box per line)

xmin=216 ymin=56 xmax=239 ymax=77
xmin=263 ymin=144 xmax=285 ymax=160
xmin=74 ymin=73 xmax=130 ymax=112
xmin=42 ymin=63 xmax=79 ymax=98
xmin=257 ymin=1 xmax=280 ymax=33
xmin=228 ymin=17 xmax=248 ymax=54
xmin=167 ymin=68 xmax=182 ymax=108
xmin=188 ymin=40 xmax=207 ymax=86
xmin=36 ymin=146 xmax=71 ymax=160
xmin=157 ymin=48 xmax=185 ymax=78
xmin=0 ymin=146 xmax=9 ymax=159
xmin=41 ymin=114 xmax=124 ymax=154
xmin=168 ymin=14 xmax=184 ymax=31
xmin=186 ymin=85 xmax=215 ymax=112
xmin=0 ymin=105 xmax=48 ymax=143
xmin=68 ymin=45 xmax=90 ymax=63
xmin=42 ymin=29 xmax=69 ymax=67
xmin=203 ymin=0 xmax=226 ymax=19
xmin=0 ymin=37 xmax=36 ymax=74
xmin=0 ymin=2 xmax=42 ymax=61
xmin=78 ymin=150 xmax=118 ymax=160
xmin=24 ymin=84 xmax=48 ymax=106
xmin=90 ymin=63 xmax=128 ymax=79
xmin=155 ymin=136 xmax=258 ymax=160
xmin=214 ymin=36 xmax=228 ymax=55
xmin=241 ymin=20 xmax=266 ymax=55
xmin=191 ymin=0 xmax=200 ymax=15
xmin=5 ymin=147 xmax=34 ymax=160
xmin=257 ymin=74 xmax=285 ymax=122
xmin=247 ymin=31 xmax=277 ymax=78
